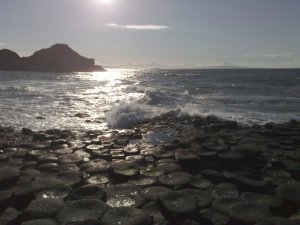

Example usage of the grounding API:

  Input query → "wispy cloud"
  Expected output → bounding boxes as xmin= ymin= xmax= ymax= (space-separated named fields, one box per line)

xmin=106 ymin=23 xmax=168 ymax=30
xmin=243 ymin=53 xmax=298 ymax=58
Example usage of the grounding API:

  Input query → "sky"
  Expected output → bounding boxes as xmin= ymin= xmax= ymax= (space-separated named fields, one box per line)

xmin=1 ymin=0 xmax=300 ymax=68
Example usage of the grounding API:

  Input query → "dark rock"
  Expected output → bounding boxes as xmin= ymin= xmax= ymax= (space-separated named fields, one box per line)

xmin=23 ymin=198 xmax=64 ymax=219
xmin=129 ymin=177 xmax=158 ymax=187
xmin=85 ymin=175 xmax=110 ymax=186
xmin=189 ymin=175 xmax=213 ymax=190
xmin=0 ymin=207 xmax=20 ymax=225
xmin=156 ymin=163 xmax=181 ymax=173
xmin=200 ymin=208 xmax=231 ymax=225
xmin=212 ymin=197 xmax=244 ymax=214
xmin=140 ymin=168 xmax=165 ymax=177
xmin=201 ymin=170 xmax=229 ymax=183
xmin=229 ymin=202 xmax=272 ymax=224
xmin=56 ymin=199 xmax=108 ymax=225
xmin=178 ymin=189 xmax=212 ymax=209
xmin=105 ymin=183 xmax=145 ymax=208
xmin=0 ymin=44 xmax=105 ymax=72
xmin=21 ymin=219 xmax=58 ymax=225
xmin=241 ymin=192 xmax=280 ymax=208
xmin=68 ymin=184 xmax=105 ymax=200
xmin=255 ymin=217 xmax=298 ymax=225
xmin=139 ymin=186 xmax=173 ymax=201
xmin=159 ymin=172 xmax=192 ymax=187
xmin=158 ymin=191 xmax=197 ymax=218
xmin=209 ymin=183 xmax=240 ymax=200
xmin=100 ymin=207 xmax=152 ymax=225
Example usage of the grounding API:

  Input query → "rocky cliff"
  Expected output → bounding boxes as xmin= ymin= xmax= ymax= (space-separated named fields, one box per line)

xmin=0 ymin=44 xmax=105 ymax=72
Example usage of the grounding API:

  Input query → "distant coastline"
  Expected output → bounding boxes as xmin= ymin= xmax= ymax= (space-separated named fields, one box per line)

xmin=0 ymin=44 xmax=105 ymax=72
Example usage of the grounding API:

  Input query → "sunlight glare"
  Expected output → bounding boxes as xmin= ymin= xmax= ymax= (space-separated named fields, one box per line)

xmin=98 ymin=0 xmax=113 ymax=4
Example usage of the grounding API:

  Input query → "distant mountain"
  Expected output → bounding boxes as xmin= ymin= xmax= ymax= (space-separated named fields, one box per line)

xmin=0 ymin=44 xmax=105 ymax=72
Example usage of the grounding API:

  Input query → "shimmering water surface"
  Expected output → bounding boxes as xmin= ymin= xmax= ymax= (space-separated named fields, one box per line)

xmin=0 ymin=69 xmax=299 ymax=131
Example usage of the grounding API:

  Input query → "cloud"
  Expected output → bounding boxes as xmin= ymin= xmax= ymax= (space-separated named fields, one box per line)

xmin=243 ymin=53 xmax=298 ymax=58
xmin=106 ymin=23 xmax=168 ymax=30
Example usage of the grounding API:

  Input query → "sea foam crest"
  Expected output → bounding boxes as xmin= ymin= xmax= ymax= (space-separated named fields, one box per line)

xmin=106 ymin=89 xmax=200 ymax=128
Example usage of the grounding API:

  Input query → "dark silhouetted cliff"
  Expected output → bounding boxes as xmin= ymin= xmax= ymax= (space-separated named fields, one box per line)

xmin=0 ymin=44 xmax=105 ymax=72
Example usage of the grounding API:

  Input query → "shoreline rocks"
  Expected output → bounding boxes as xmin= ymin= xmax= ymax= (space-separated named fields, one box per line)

xmin=0 ymin=116 xmax=300 ymax=224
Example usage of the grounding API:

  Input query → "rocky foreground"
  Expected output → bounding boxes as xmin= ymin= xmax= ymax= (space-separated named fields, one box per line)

xmin=0 ymin=116 xmax=300 ymax=225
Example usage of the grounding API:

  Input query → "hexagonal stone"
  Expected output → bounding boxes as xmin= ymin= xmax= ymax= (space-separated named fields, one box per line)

xmin=140 ymin=186 xmax=173 ymax=201
xmin=255 ymin=217 xmax=298 ymax=225
xmin=189 ymin=175 xmax=213 ymax=190
xmin=105 ymin=183 xmax=145 ymax=208
xmin=140 ymin=168 xmax=165 ymax=177
xmin=156 ymin=163 xmax=181 ymax=173
xmin=159 ymin=191 xmax=197 ymax=217
xmin=0 ymin=207 xmax=19 ymax=225
xmin=23 ymin=198 xmax=64 ymax=219
xmin=276 ymin=184 xmax=300 ymax=206
xmin=241 ymin=192 xmax=280 ymax=208
xmin=212 ymin=197 xmax=244 ymax=214
xmin=200 ymin=208 xmax=230 ymax=225
xmin=21 ymin=219 xmax=58 ymax=225
xmin=56 ymin=199 xmax=108 ymax=225
xmin=178 ymin=189 xmax=212 ymax=209
xmin=159 ymin=172 xmax=191 ymax=187
xmin=100 ymin=207 xmax=152 ymax=225
xmin=209 ymin=183 xmax=240 ymax=200
xmin=85 ymin=175 xmax=110 ymax=186
xmin=129 ymin=177 xmax=158 ymax=188
xmin=68 ymin=184 xmax=105 ymax=200
xmin=229 ymin=202 xmax=272 ymax=224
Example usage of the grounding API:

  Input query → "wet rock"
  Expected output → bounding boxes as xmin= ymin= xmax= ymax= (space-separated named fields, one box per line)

xmin=290 ymin=209 xmax=300 ymax=224
xmin=154 ymin=150 xmax=174 ymax=159
xmin=37 ymin=187 xmax=72 ymax=199
xmin=231 ymin=143 xmax=261 ymax=158
xmin=0 ymin=166 xmax=20 ymax=189
xmin=156 ymin=163 xmax=181 ymax=173
xmin=178 ymin=189 xmax=212 ymax=209
xmin=56 ymin=199 xmax=108 ymax=225
xmin=57 ymin=171 xmax=82 ymax=187
xmin=68 ymin=184 xmax=105 ymax=200
xmin=140 ymin=168 xmax=165 ymax=177
xmin=111 ymin=168 xmax=139 ymax=182
xmin=229 ymin=202 xmax=272 ymax=224
xmin=201 ymin=170 xmax=229 ymax=183
xmin=159 ymin=172 xmax=191 ymax=187
xmin=85 ymin=174 xmax=110 ymax=186
xmin=0 ymin=207 xmax=19 ymax=225
xmin=158 ymin=191 xmax=197 ymax=218
xmin=23 ymin=198 xmax=64 ymax=219
xmin=105 ymin=183 xmax=145 ymax=208
xmin=175 ymin=149 xmax=200 ymax=168
xmin=212 ymin=197 xmax=244 ymax=214
xmin=57 ymin=154 xmax=82 ymax=164
xmin=200 ymin=208 xmax=230 ymax=225
xmin=225 ymin=172 xmax=268 ymax=192
xmin=276 ymin=184 xmax=300 ymax=215
xmin=129 ymin=177 xmax=158 ymax=187
xmin=140 ymin=186 xmax=173 ymax=201
xmin=255 ymin=217 xmax=298 ymax=225
xmin=100 ymin=207 xmax=152 ymax=225
xmin=84 ymin=159 xmax=111 ymax=174
xmin=241 ymin=192 xmax=280 ymax=208
xmin=209 ymin=183 xmax=240 ymax=200
xmin=21 ymin=218 xmax=58 ymax=225
xmin=189 ymin=175 xmax=213 ymax=190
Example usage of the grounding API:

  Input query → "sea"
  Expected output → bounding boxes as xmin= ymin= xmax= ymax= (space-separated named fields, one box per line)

xmin=0 ymin=69 xmax=300 ymax=132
